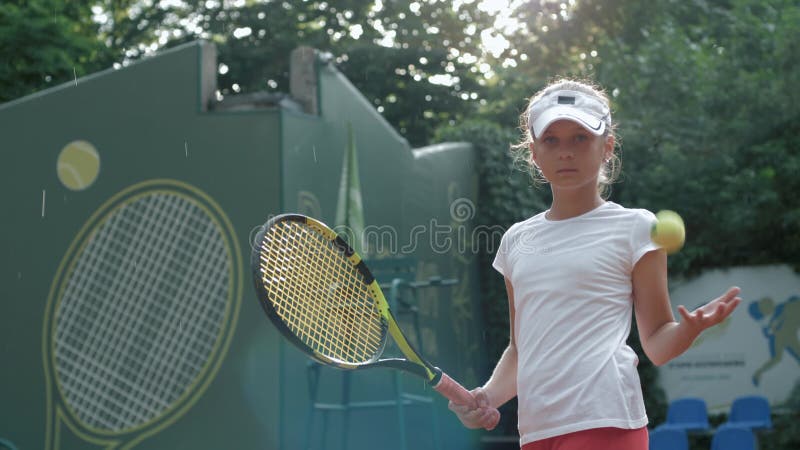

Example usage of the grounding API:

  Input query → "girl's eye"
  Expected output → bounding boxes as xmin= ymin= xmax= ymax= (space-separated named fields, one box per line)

xmin=543 ymin=136 xmax=557 ymax=145
xmin=574 ymin=134 xmax=589 ymax=142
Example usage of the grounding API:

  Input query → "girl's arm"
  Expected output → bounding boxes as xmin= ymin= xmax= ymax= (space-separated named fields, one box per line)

xmin=632 ymin=249 xmax=741 ymax=366
xmin=449 ymin=277 xmax=517 ymax=428
xmin=480 ymin=276 xmax=518 ymax=408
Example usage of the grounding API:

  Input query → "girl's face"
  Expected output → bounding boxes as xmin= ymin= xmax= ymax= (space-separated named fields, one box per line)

xmin=529 ymin=119 xmax=614 ymax=192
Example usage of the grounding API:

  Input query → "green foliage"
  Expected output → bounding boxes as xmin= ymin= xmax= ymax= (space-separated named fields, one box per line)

xmin=435 ymin=119 xmax=548 ymax=434
xmin=435 ymin=120 xmax=545 ymax=352
xmin=338 ymin=43 xmax=482 ymax=147
xmin=186 ymin=0 xmax=373 ymax=94
xmin=336 ymin=1 xmax=493 ymax=146
xmin=2 ymin=1 xmax=493 ymax=146
xmin=590 ymin=0 xmax=800 ymax=275
xmin=140 ymin=0 xmax=493 ymax=147
xmin=0 ymin=0 xmax=108 ymax=102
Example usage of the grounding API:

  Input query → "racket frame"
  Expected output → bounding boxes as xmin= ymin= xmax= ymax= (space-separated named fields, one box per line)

xmin=251 ymin=213 xmax=443 ymax=385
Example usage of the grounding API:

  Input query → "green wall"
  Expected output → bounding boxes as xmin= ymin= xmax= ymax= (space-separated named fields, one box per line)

xmin=0 ymin=41 xmax=490 ymax=450
xmin=1 ymin=41 xmax=283 ymax=449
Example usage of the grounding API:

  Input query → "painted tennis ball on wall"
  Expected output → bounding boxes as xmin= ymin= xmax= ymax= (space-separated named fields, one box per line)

xmin=57 ymin=140 xmax=100 ymax=190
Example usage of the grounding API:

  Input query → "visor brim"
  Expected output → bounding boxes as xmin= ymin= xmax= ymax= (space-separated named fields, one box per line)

xmin=531 ymin=106 xmax=606 ymax=139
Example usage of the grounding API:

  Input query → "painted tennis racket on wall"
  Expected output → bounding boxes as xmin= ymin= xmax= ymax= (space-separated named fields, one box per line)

xmin=251 ymin=213 xmax=499 ymax=429
xmin=42 ymin=179 xmax=242 ymax=449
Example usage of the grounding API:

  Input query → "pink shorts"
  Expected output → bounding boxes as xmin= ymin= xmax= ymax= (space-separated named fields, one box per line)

xmin=521 ymin=427 xmax=649 ymax=450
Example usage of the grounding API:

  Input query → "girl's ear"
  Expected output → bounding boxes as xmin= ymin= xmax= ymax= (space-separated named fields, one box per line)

xmin=603 ymin=135 xmax=615 ymax=161
xmin=529 ymin=141 xmax=539 ymax=167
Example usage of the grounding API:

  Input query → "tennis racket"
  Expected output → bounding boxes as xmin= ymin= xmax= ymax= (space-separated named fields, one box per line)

xmin=43 ymin=179 xmax=242 ymax=449
xmin=251 ymin=213 xmax=499 ymax=429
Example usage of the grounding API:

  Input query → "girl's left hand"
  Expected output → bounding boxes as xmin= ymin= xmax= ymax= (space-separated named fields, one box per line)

xmin=678 ymin=286 xmax=742 ymax=334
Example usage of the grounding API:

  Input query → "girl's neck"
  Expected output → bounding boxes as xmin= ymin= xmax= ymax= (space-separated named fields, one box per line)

xmin=546 ymin=187 xmax=605 ymax=221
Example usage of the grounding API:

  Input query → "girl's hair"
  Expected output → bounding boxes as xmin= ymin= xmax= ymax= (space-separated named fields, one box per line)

xmin=512 ymin=78 xmax=621 ymax=198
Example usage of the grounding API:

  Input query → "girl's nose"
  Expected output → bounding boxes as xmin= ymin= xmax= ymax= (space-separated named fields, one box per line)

xmin=558 ymin=147 xmax=574 ymax=159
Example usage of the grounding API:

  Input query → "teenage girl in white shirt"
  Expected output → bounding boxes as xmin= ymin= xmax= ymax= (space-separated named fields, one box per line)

xmin=449 ymin=79 xmax=742 ymax=450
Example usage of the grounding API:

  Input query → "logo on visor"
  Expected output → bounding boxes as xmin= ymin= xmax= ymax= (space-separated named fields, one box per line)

xmin=557 ymin=96 xmax=576 ymax=105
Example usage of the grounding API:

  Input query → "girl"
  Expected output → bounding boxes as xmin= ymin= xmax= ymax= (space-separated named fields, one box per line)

xmin=449 ymin=79 xmax=741 ymax=449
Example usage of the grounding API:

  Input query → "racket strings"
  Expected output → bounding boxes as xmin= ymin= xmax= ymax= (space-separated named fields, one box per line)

xmin=264 ymin=225 xmax=378 ymax=360
xmin=258 ymin=220 xmax=383 ymax=364
xmin=54 ymin=192 xmax=231 ymax=431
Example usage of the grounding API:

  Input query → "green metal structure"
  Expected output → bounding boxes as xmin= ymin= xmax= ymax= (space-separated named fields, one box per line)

xmin=0 ymin=41 xmax=491 ymax=449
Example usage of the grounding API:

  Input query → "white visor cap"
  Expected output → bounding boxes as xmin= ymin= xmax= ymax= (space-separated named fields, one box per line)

xmin=528 ymin=89 xmax=611 ymax=139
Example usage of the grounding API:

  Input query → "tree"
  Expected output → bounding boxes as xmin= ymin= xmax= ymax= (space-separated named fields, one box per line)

xmin=590 ymin=0 xmax=800 ymax=274
xmin=0 ymin=0 xmax=109 ymax=103
xmin=336 ymin=1 xmax=495 ymax=145
xmin=87 ymin=0 xmax=497 ymax=147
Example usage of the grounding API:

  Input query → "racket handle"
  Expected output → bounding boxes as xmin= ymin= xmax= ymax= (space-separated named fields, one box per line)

xmin=434 ymin=372 xmax=476 ymax=407
xmin=434 ymin=372 xmax=501 ymax=430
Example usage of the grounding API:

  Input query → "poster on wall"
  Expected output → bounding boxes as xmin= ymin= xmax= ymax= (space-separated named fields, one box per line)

xmin=660 ymin=265 xmax=800 ymax=412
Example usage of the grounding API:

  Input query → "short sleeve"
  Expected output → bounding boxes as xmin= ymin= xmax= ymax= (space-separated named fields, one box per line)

xmin=630 ymin=209 xmax=660 ymax=267
xmin=492 ymin=228 xmax=513 ymax=277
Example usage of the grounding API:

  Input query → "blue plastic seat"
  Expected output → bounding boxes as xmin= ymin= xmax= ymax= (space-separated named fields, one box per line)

xmin=725 ymin=395 xmax=773 ymax=431
xmin=649 ymin=426 xmax=689 ymax=450
xmin=711 ymin=425 xmax=757 ymax=450
xmin=660 ymin=397 xmax=711 ymax=433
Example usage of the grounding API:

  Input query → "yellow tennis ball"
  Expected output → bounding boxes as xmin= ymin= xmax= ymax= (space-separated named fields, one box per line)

xmin=57 ymin=140 xmax=100 ymax=191
xmin=651 ymin=210 xmax=686 ymax=254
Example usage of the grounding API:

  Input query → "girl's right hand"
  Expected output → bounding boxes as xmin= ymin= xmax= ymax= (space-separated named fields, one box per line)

xmin=447 ymin=387 xmax=500 ymax=430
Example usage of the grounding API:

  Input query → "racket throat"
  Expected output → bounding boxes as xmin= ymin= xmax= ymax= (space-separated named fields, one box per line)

xmin=384 ymin=313 xmax=438 ymax=379
xmin=428 ymin=367 xmax=444 ymax=387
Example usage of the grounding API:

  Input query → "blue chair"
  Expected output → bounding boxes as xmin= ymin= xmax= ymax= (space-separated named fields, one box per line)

xmin=711 ymin=425 xmax=757 ymax=450
xmin=649 ymin=426 xmax=689 ymax=450
xmin=661 ymin=397 xmax=712 ymax=433
xmin=725 ymin=395 xmax=773 ymax=431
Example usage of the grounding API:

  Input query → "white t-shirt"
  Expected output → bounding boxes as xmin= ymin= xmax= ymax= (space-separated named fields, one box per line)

xmin=492 ymin=201 xmax=659 ymax=445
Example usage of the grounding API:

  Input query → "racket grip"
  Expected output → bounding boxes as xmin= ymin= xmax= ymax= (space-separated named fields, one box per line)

xmin=434 ymin=372 xmax=477 ymax=408
xmin=434 ymin=373 xmax=501 ymax=430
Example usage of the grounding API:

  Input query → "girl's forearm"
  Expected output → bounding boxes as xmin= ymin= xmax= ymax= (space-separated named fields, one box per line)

xmin=482 ymin=343 xmax=518 ymax=408
xmin=642 ymin=288 xmax=742 ymax=366
xmin=642 ymin=321 xmax=698 ymax=366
